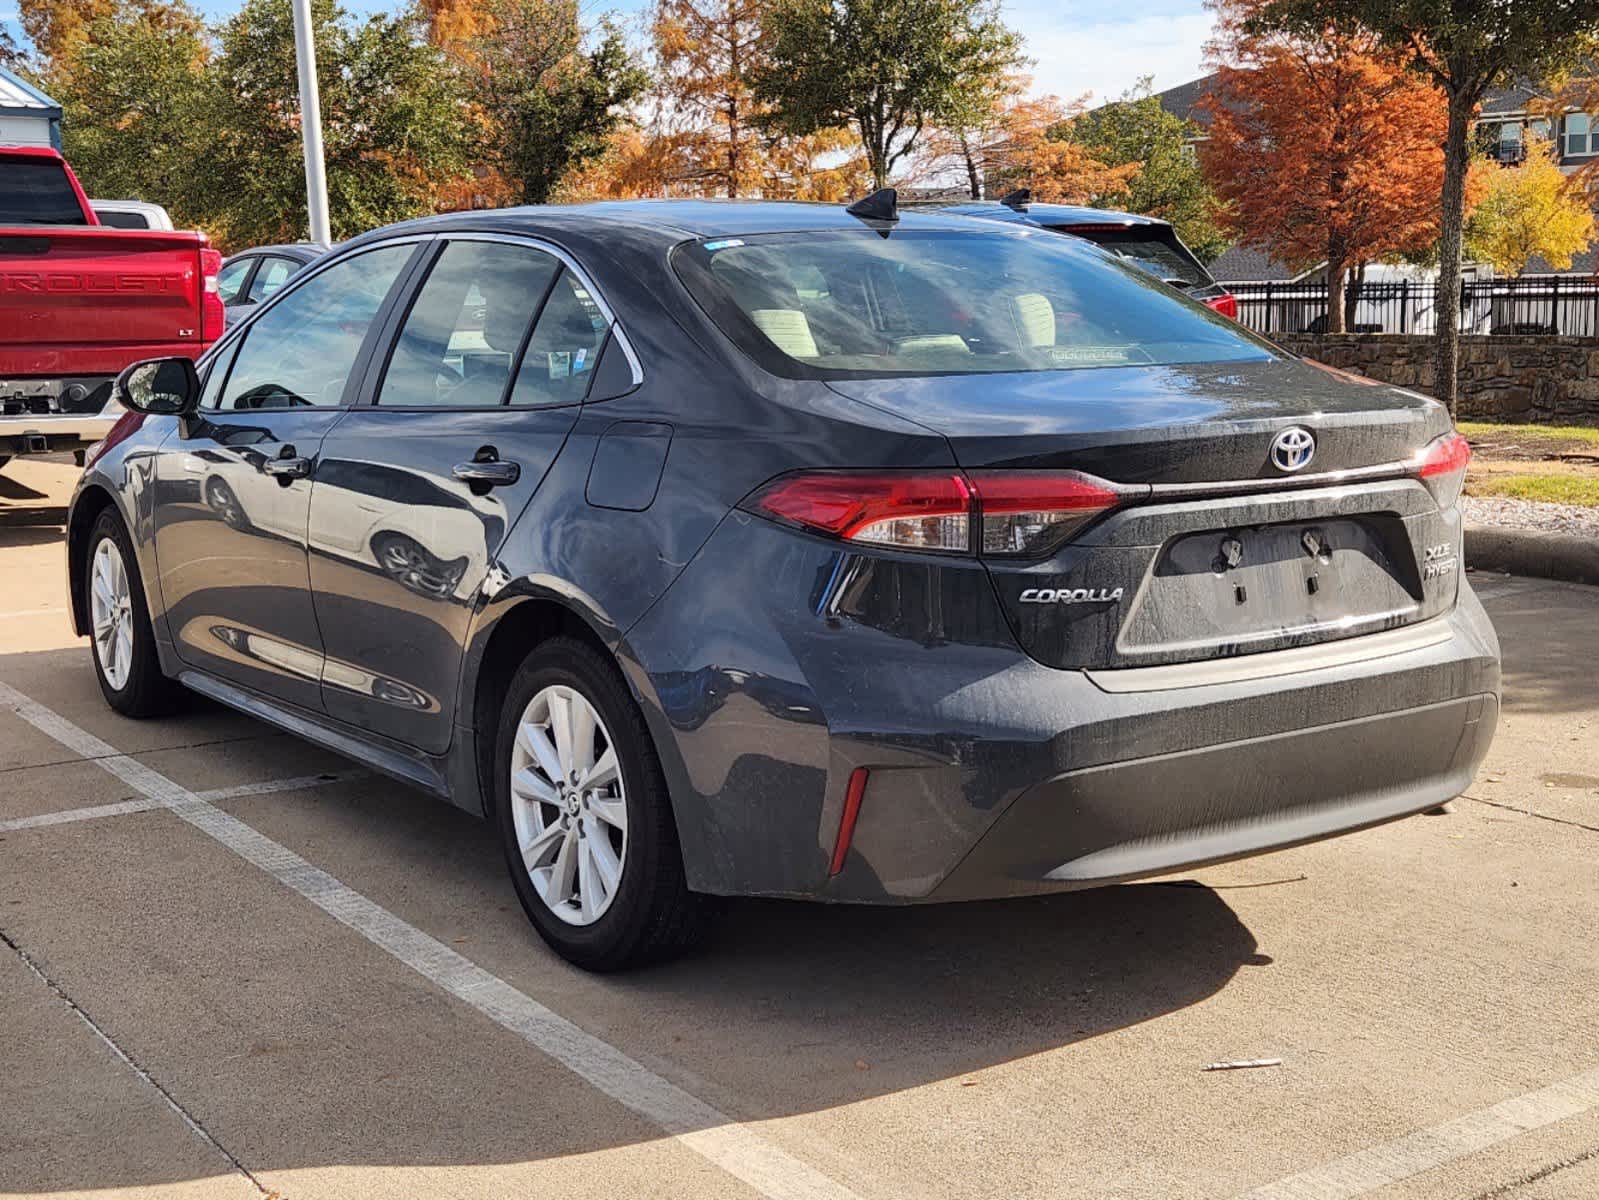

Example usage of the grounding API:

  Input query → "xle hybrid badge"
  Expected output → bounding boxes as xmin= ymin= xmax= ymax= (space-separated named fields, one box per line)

xmin=1270 ymin=426 xmax=1316 ymax=472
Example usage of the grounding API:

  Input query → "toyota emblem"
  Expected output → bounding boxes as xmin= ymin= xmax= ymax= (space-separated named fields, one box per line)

xmin=1270 ymin=427 xmax=1316 ymax=472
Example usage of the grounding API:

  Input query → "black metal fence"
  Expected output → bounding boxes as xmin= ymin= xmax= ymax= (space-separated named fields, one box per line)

xmin=1226 ymin=277 xmax=1599 ymax=338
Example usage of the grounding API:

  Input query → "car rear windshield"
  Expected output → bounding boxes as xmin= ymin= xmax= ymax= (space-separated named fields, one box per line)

xmin=0 ymin=160 xmax=89 ymax=225
xmin=1047 ymin=225 xmax=1213 ymax=291
xmin=672 ymin=229 xmax=1271 ymax=379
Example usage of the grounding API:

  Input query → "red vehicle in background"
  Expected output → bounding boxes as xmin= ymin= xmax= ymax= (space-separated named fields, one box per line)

xmin=0 ymin=146 xmax=223 ymax=468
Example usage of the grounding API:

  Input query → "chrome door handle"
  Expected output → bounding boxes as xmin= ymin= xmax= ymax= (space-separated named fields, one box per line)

xmin=263 ymin=455 xmax=312 ymax=479
xmin=453 ymin=459 xmax=520 ymax=486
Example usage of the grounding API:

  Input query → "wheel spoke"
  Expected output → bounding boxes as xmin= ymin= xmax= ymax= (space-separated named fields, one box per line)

xmin=546 ymin=827 xmax=578 ymax=905
xmin=568 ymin=698 xmax=596 ymax=776
xmin=518 ymin=720 xmax=563 ymax=786
xmin=577 ymin=836 xmax=599 ymax=921
xmin=587 ymin=792 xmax=626 ymax=832
xmin=579 ymin=746 xmax=618 ymax=792
xmin=92 ymin=574 xmax=113 ymax=614
xmin=510 ymin=766 xmax=559 ymax=806
xmin=519 ymin=818 xmax=566 ymax=871
xmin=549 ymin=691 xmax=575 ymax=779
xmin=585 ymin=824 xmax=622 ymax=895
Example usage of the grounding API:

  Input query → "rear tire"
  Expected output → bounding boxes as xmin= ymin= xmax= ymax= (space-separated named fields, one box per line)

xmin=494 ymin=637 xmax=717 ymax=970
xmin=84 ymin=509 xmax=181 ymax=717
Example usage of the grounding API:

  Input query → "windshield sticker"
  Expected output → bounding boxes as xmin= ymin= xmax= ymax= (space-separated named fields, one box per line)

xmin=703 ymin=239 xmax=745 ymax=252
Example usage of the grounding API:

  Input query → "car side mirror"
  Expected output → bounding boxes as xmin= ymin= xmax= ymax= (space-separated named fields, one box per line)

xmin=114 ymin=357 xmax=200 ymax=417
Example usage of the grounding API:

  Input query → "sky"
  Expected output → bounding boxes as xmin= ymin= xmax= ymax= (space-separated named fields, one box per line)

xmin=2 ymin=0 xmax=1214 ymax=108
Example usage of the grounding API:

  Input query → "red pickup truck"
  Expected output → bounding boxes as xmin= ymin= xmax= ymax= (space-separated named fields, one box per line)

xmin=1 ymin=146 xmax=223 ymax=466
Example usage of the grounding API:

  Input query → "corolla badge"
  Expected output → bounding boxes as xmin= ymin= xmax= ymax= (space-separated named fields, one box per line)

xmin=1270 ymin=426 xmax=1316 ymax=472
xmin=1019 ymin=586 xmax=1124 ymax=605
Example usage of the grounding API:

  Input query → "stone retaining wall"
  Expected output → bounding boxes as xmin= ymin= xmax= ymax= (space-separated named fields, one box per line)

xmin=1271 ymin=333 xmax=1599 ymax=423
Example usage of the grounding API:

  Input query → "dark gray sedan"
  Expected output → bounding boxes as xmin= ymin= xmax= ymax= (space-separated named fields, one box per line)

xmin=67 ymin=197 xmax=1499 ymax=969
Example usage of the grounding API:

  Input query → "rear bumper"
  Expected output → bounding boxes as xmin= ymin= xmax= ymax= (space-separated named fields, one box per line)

xmin=625 ymin=512 xmax=1501 ymax=903
xmin=933 ymin=691 xmax=1494 ymax=900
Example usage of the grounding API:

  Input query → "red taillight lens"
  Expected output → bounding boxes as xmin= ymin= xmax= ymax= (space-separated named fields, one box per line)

xmin=969 ymin=471 xmax=1124 ymax=557
xmin=747 ymin=471 xmax=973 ymax=553
xmin=200 ymin=247 xmax=225 ymax=343
xmin=1412 ymin=432 xmax=1471 ymax=507
xmin=745 ymin=469 xmax=1134 ymax=557
xmin=1205 ymin=292 xmax=1239 ymax=321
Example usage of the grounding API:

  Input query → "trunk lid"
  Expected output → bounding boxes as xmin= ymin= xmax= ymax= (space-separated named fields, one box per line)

xmin=827 ymin=358 xmax=1462 ymax=670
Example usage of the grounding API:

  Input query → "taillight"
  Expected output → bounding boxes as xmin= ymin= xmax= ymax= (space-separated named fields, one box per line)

xmin=744 ymin=469 xmax=1135 ymax=557
xmin=1412 ymin=431 xmax=1471 ymax=508
xmin=968 ymin=471 xmax=1124 ymax=557
xmin=746 ymin=471 xmax=972 ymax=552
xmin=200 ymin=247 xmax=225 ymax=343
xmin=1205 ymin=292 xmax=1239 ymax=321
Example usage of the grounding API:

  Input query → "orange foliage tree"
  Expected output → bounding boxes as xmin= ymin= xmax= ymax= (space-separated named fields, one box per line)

xmin=921 ymin=81 xmax=1139 ymax=204
xmin=652 ymin=0 xmax=769 ymax=197
xmin=1199 ymin=0 xmax=1461 ymax=330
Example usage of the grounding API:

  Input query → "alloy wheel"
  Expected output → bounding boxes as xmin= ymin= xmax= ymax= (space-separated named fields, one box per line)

xmin=89 ymin=537 xmax=134 ymax=690
xmin=509 ymin=684 xmax=628 ymax=926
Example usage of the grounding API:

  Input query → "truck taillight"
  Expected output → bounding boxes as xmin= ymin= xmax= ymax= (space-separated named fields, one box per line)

xmin=744 ymin=470 xmax=1141 ymax=557
xmin=1412 ymin=432 xmax=1471 ymax=508
xmin=200 ymin=247 xmax=224 ymax=343
xmin=1204 ymin=292 xmax=1239 ymax=321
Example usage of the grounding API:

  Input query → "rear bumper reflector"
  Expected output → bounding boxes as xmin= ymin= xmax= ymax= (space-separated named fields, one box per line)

xmin=828 ymin=767 xmax=871 ymax=876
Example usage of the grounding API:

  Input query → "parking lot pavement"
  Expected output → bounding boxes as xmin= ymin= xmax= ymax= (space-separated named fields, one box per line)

xmin=4 ymin=455 xmax=1599 ymax=1200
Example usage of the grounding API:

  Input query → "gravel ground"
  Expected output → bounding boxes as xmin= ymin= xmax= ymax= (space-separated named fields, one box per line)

xmin=1461 ymin=495 xmax=1599 ymax=537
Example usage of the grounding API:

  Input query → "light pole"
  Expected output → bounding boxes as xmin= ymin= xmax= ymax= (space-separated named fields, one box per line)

xmin=291 ymin=0 xmax=332 ymax=245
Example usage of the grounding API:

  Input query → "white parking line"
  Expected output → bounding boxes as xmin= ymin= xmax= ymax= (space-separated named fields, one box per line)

xmin=1240 ymin=1066 xmax=1599 ymax=1199
xmin=0 ymin=680 xmax=864 ymax=1200
xmin=0 ymin=770 xmax=366 ymax=833
xmin=0 ymin=607 xmax=69 ymax=619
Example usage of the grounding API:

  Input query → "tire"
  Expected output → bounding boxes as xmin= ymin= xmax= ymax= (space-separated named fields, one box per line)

xmin=84 ymin=508 xmax=181 ymax=718
xmin=494 ymin=637 xmax=717 ymax=970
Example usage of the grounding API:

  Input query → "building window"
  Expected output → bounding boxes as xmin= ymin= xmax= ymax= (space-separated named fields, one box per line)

xmin=1564 ymin=113 xmax=1596 ymax=158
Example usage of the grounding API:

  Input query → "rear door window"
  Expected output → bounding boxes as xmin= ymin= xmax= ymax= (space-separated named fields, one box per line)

xmin=376 ymin=240 xmax=562 ymax=408
xmin=507 ymin=269 xmax=611 ymax=406
xmin=246 ymin=256 xmax=297 ymax=305
xmin=217 ymin=258 xmax=253 ymax=306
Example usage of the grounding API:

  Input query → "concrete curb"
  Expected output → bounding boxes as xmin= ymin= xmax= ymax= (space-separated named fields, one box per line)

xmin=1466 ymin=525 xmax=1599 ymax=587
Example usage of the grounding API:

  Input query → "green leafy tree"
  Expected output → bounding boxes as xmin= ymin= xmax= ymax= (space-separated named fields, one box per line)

xmin=201 ymin=0 xmax=469 ymax=246
xmin=754 ymin=0 xmax=1024 ymax=189
xmin=1064 ymin=78 xmax=1231 ymax=263
xmin=1247 ymin=0 xmax=1599 ymax=412
xmin=469 ymin=0 xmax=650 ymax=204
xmin=45 ymin=0 xmax=210 ymax=225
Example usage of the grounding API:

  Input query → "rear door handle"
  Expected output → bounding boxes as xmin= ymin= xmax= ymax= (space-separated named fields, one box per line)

xmin=453 ymin=459 xmax=520 ymax=487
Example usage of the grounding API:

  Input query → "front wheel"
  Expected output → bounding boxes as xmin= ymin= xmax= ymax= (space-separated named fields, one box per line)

xmin=85 ymin=509 xmax=180 ymax=717
xmin=495 ymin=637 xmax=717 ymax=970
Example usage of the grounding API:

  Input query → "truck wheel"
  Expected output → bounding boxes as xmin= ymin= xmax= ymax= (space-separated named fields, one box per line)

xmin=85 ymin=509 xmax=181 ymax=717
xmin=494 ymin=637 xmax=718 ymax=970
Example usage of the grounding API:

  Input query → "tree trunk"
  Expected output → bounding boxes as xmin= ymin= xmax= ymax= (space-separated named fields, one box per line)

xmin=959 ymin=132 xmax=980 ymax=199
xmin=1344 ymin=261 xmax=1365 ymax=330
xmin=1326 ymin=255 xmax=1348 ymax=334
xmin=1435 ymin=92 xmax=1475 ymax=416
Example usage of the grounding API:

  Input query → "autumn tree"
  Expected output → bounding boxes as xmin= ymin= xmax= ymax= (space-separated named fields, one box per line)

xmin=1200 ymin=1 xmax=1457 ymax=331
xmin=45 ymin=0 xmax=210 ymax=224
xmin=1248 ymin=0 xmax=1599 ymax=407
xmin=469 ymin=0 xmax=649 ymax=203
xmin=1063 ymin=78 xmax=1231 ymax=262
xmin=651 ymin=0 xmax=769 ymax=198
xmin=1466 ymin=139 xmax=1597 ymax=275
xmin=754 ymin=0 xmax=1023 ymax=188
xmin=200 ymin=0 xmax=470 ymax=245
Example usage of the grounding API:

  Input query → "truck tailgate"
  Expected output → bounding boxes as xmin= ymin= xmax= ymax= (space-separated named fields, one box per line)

xmin=0 ymin=227 xmax=209 ymax=375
